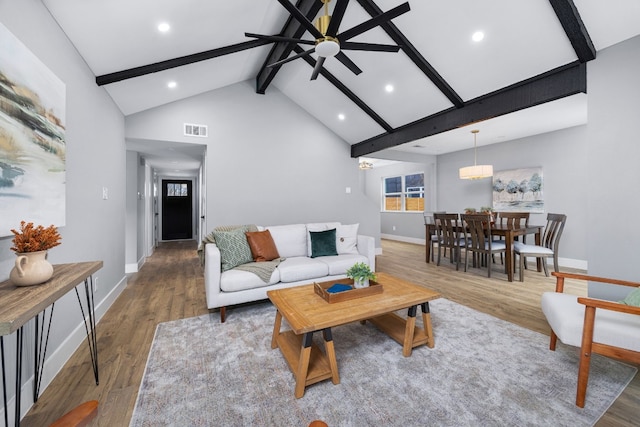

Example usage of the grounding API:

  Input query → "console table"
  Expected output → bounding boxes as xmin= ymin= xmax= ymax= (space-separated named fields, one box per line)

xmin=0 ymin=261 xmax=103 ymax=427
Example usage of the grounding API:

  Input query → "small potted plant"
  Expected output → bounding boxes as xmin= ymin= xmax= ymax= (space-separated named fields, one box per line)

xmin=346 ymin=262 xmax=376 ymax=288
xmin=464 ymin=207 xmax=476 ymax=214
xmin=480 ymin=206 xmax=495 ymax=223
xmin=9 ymin=221 xmax=62 ymax=286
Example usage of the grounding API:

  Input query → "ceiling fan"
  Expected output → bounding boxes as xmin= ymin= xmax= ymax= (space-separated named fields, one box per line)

xmin=246 ymin=0 xmax=410 ymax=80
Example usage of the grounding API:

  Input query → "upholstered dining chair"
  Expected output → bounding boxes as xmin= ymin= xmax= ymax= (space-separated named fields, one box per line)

xmin=433 ymin=213 xmax=464 ymax=270
xmin=495 ymin=211 xmax=530 ymax=265
xmin=424 ymin=211 xmax=446 ymax=262
xmin=514 ymin=213 xmax=566 ymax=281
xmin=541 ymin=272 xmax=640 ymax=407
xmin=461 ymin=214 xmax=506 ymax=277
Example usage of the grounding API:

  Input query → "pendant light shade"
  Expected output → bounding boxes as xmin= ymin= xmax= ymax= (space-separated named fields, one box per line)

xmin=459 ymin=130 xmax=493 ymax=180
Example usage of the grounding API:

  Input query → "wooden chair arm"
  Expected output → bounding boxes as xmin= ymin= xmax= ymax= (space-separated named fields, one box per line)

xmin=552 ymin=271 xmax=640 ymax=287
xmin=577 ymin=297 xmax=640 ymax=316
xmin=552 ymin=271 xmax=640 ymax=294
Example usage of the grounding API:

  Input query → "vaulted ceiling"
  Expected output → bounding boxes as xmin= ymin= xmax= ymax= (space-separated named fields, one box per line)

xmin=42 ymin=0 xmax=640 ymax=172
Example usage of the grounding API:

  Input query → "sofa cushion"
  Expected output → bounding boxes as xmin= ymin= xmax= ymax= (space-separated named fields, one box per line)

xmin=245 ymin=230 xmax=280 ymax=262
xmin=220 ymin=268 xmax=280 ymax=292
xmin=213 ymin=228 xmax=253 ymax=272
xmin=336 ymin=223 xmax=359 ymax=255
xmin=316 ymin=254 xmax=369 ymax=276
xmin=266 ymin=224 xmax=307 ymax=258
xmin=310 ymin=228 xmax=338 ymax=258
xmin=541 ymin=291 xmax=640 ymax=351
xmin=277 ymin=257 xmax=329 ymax=283
xmin=306 ymin=222 xmax=341 ymax=256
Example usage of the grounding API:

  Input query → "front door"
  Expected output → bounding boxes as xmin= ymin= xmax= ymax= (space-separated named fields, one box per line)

xmin=161 ymin=179 xmax=192 ymax=240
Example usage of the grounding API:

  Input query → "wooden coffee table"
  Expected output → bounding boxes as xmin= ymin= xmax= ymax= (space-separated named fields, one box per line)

xmin=267 ymin=272 xmax=441 ymax=398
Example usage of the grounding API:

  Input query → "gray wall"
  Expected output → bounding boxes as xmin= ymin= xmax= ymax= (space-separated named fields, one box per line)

xmin=125 ymin=81 xmax=381 ymax=244
xmin=362 ymin=158 xmax=436 ymax=243
xmin=587 ymin=34 xmax=640 ymax=299
xmin=436 ymin=125 xmax=589 ymax=268
xmin=0 ymin=1 xmax=126 ymax=421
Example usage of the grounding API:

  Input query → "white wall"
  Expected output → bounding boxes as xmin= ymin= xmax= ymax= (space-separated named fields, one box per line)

xmin=587 ymin=34 xmax=640 ymax=299
xmin=125 ymin=81 xmax=381 ymax=244
xmin=0 ymin=2 xmax=127 ymax=423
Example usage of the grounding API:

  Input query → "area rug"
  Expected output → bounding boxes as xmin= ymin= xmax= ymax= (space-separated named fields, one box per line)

xmin=129 ymin=299 xmax=636 ymax=427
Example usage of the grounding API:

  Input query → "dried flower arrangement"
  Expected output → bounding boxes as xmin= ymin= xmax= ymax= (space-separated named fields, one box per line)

xmin=10 ymin=221 xmax=62 ymax=253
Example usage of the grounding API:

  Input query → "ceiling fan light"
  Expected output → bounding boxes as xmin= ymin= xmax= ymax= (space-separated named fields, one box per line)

xmin=316 ymin=40 xmax=340 ymax=57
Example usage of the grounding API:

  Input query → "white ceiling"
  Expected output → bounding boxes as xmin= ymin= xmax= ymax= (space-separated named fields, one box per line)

xmin=41 ymin=0 xmax=640 ymax=173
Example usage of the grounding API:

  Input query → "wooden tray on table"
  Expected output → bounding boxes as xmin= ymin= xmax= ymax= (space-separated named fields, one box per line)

xmin=313 ymin=278 xmax=382 ymax=303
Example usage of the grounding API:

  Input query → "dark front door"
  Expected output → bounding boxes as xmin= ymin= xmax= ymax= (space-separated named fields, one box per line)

xmin=161 ymin=179 xmax=192 ymax=240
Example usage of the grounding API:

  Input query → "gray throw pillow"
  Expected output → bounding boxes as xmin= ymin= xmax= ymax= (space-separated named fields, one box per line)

xmin=213 ymin=228 xmax=253 ymax=272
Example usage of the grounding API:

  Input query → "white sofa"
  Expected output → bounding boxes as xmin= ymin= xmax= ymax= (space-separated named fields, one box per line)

xmin=204 ymin=222 xmax=375 ymax=322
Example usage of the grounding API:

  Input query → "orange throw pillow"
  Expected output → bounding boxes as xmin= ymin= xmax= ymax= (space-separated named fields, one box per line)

xmin=245 ymin=230 xmax=280 ymax=262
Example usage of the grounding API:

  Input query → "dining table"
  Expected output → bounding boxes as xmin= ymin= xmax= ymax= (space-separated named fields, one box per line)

xmin=425 ymin=222 xmax=544 ymax=282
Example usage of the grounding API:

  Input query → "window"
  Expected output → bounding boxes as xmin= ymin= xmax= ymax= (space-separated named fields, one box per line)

xmin=383 ymin=173 xmax=424 ymax=212
xmin=167 ymin=183 xmax=188 ymax=197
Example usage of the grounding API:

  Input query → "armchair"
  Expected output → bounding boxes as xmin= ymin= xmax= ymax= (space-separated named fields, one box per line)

xmin=541 ymin=272 xmax=640 ymax=407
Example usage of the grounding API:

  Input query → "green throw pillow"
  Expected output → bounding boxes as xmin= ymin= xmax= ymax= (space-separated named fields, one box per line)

xmin=310 ymin=228 xmax=338 ymax=258
xmin=620 ymin=287 xmax=640 ymax=307
xmin=213 ymin=228 xmax=253 ymax=272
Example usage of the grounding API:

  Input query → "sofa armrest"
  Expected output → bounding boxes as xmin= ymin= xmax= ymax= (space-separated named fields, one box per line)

xmin=357 ymin=234 xmax=376 ymax=271
xmin=204 ymin=243 xmax=222 ymax=309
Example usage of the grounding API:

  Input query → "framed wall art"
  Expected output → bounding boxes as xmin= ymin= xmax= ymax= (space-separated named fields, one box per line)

xmin=0 ymin=23 xmax=66 ymax=236
xmin=492 ymin=167 xmax=543 ymax=213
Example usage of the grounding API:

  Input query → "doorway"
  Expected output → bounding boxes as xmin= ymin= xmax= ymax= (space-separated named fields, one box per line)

xmin=161 ymin=179 xmax=193 ymax=240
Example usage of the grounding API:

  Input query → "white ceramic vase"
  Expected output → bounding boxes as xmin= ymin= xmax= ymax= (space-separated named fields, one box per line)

xmin=353 ymin=277 xmax=370 ymax=288
xmin=9 ymin=250 xmax=54 ymax=287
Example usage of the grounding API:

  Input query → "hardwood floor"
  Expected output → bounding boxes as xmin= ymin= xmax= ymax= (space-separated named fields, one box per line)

xmin=21 ymin=239 xmax=638 ymax=426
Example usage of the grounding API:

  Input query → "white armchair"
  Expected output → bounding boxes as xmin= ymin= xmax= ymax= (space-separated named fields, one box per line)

xmin=541 ymin=272 xmax=640 ymax=407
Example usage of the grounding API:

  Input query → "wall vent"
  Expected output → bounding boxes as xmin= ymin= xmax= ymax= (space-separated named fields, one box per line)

xmin=184 ymin=123 xmax=208 ymax=137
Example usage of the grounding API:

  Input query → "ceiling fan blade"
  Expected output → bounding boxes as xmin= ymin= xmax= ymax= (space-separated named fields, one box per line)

xmin=310 ymin=56 xmax=326 ymax=81
xmin=325 ymin=0 xmax=350 ymax=37
xmin=276 ymin=0 xmax=324 ymax=39
xmin=244 ymin=32 xmax=315 ymax=46
xmin=335 ymin=51 xmax=362 ymax=75
xmin=340 ymin=41 xmax=400 ymax=52
xmin=267 ymin=47 xmax=316 ymax=68
xmin=338 ymin=2 xmax=410 ymax=42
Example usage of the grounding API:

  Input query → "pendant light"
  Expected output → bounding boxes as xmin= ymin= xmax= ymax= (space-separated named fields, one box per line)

xmin=459 ymin=129 xmax=493 ymax=180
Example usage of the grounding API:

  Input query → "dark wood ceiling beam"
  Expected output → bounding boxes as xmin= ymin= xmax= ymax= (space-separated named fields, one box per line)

xmin=351 ymin=62 xmax=586 ymax=158
xmin=294 ymin=46 xmax=393 ymax=133
xmin=255 ymin=0 xmax=323 ymax=94
xmin=96 ymin=39 xmax=270 ymax=86
xmin=355 ymin=0 xmax=463 ymax=108
xmin=549 ymin=0 xmax=596 ymax=62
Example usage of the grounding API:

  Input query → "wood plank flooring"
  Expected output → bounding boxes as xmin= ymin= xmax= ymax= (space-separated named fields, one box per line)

xmin=21 ymin=239 xmax=638 ymax=426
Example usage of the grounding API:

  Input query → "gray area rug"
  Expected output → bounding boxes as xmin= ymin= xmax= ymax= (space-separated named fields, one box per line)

xmin=130 ymin=299 xmax=636 ymax=427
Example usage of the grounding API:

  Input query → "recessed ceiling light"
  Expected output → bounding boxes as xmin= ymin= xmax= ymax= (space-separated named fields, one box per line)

xmin=385 ymin=84 xmax=394 ymax=93
xmin=167 ymin=81 xmax=177 ymax=89
xmin=338 ymin=113 xmax=345 ymax=121
xmin=472 ymin=31 xmax=484 ymax=42
xmin=158 ymin=22 xmax=171 ymax=33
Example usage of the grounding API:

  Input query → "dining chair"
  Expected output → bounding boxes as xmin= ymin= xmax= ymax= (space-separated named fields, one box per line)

xmin=461 ymin=214 xmax=506 ymax=278
xmin=514 ymin=213 xmax=566 ymax=281
xmin=424 ymin=211 xmax=445 ymax=262
xmin=541 ymin=272 xmax=640 ymax=407
xmin=433 ymin=213 xmax=464 ymax=270
xmin=495 ymin=212 xmax=530 ymax=265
